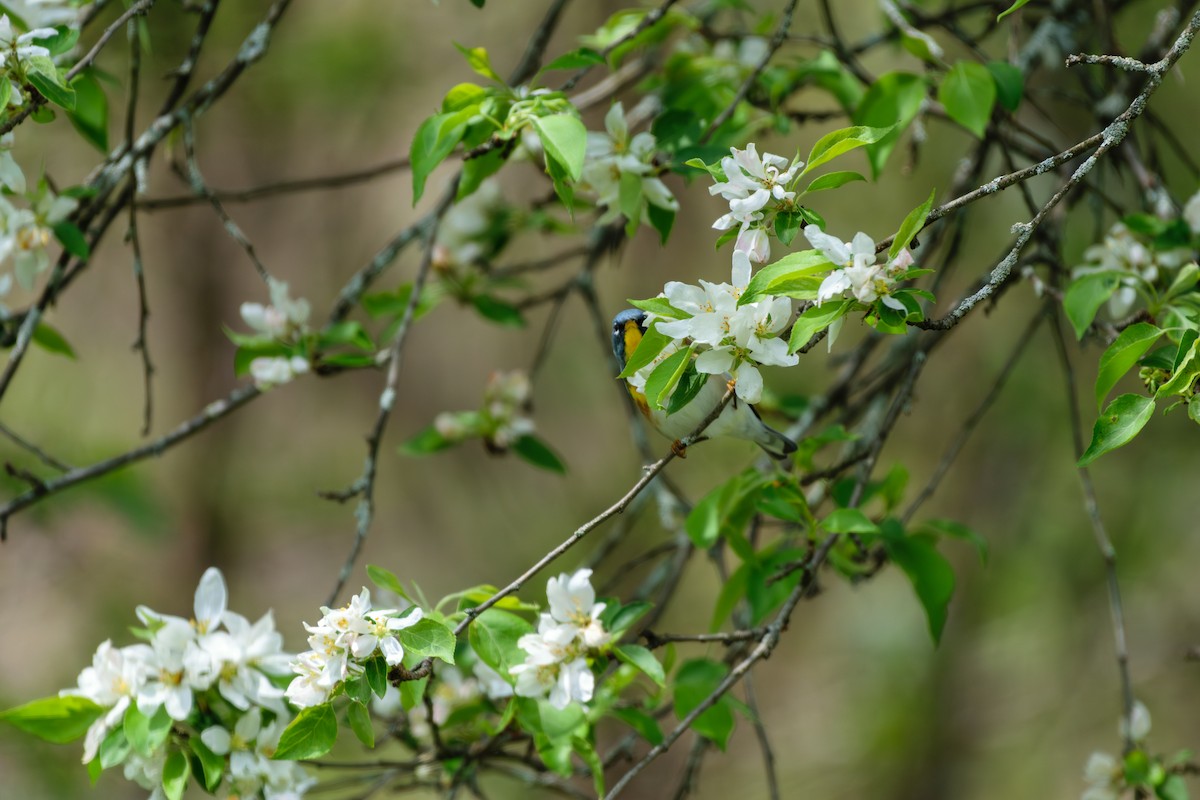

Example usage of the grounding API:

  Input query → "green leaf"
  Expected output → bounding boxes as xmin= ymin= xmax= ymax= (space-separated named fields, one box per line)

xmin=986 ymin=61 xmax=1023 ymax=112
xmin=883 ymin=527 xmax=956 ymax=644
xmin=161 ymin=749 xmax=188 ymax=800
xmin=666 ymin=358 xmax=707 ymax=415
xmin=647 ymin=202 xmax=675 ymax=245
xmin=398 ymin=616 xmax=457 ymax=663
xmin=98 ymin=727 xmax=130 ymax=769
xmin=773 ymin=209 xmax=803 ymax=246
xmin=575 ymin=735 xmax=606 ymax=797
xmin=1154 ymin=329 xmax=1199 ymax=399
xmin=823 ymin=507 xmax=879 ymax=534
xmin=399 ymin=677 xmax=427 ymax=710
xmin=1078 ymin=394 xmax=1155 ymax=467
xmin=472 ymin=294 xmax=525 ymax=327
xmin=996 ymin=0 xmax=1033 ymax=21
xmin=347 ymin=700 xmax=375 ymax=748
xmin=618 ymin=168 xmax=642 ymax=224
xmin=0 ymin=696 xmax=101 ymax=744
xmin=920 ymin=518 xmax=988 ymax=565
xmin=468 ymin=609 xmax=532 ymax=677
xmin=852 ymin=72 xmax=927 ymax=178
xmin=1064 ymin=273 xmax=1121 ymax=339
xmin=274 ymin=703 xmax=338 ymax=760
xmin=890 ymin=188 xmax=936 ymax=261
xmin=32 ymin=321 xmax=76 ymax=359
xmin=613 ymin=644 xmax=666 ymax=687
xmin=366 ymin=564 xmax=413 ymax=603
xmin=1158 ymin=775 xmax=1189 ymax=800
xmin=318 ymin=320 xmax=374 ymax=351
xmin=643 ymin=346 xmax=693 ymax=410
xmin=938 ymin=61 xmax=996 ymax=138
xmin=538 ymin=699 xmax=587 ymax=742
xmin=27 ymin=59 xmax=75 ymax=110
xmin=803 ymin=125 xmax=894 ymax=174
xmin=603 ymin=600 xmax=652 ymax=636
xmin=442 ymin=82 xmax=487 ymax=112
xmin=804 ymin=170 xmax=866 ymax=194
xmin=400 ymin=425 xmax=457 ymax=455
xmin=511 ymin=434 xmax=567 ymax=474
xmin=739 ymin=249 xmax=833 ymax=306
xmin=540 ymin=47 xmax=606 ymax=72
xmin=188 ymin=737 xmax=224 ymax=791
xmin=53 ymin=221 xmax=90 ymax=259
xmin=1095 ymin=323 xmax=1164 ymax=410
xmin=453 ymin=43 xmax=503 ymax=82
xmin=612 ymin=707 xmax=663 ymax=745
xmin=628 ymin=297 xmax=687 ymax=319
xmin=617 ymin=321 xmax=673 ymax=378
xmin=66 ymin=71 xmax=108 ymax=151
xmin=673 ymin=659 xmax=735 ymax=750
xmin=123 ymin=704 xmax=171 ymax=757
xmin=410 ymin=108 xmax=474 ymax=204
xmin=532 ymin=113 xmax=587 ymax=182
xmin=364 ymin=654 xmax=389 ymax=698
xmin=788 ymin=300 xmax=853 ymax=353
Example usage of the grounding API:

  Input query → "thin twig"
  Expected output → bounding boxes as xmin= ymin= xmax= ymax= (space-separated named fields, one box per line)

xmin=901 ymin=311 xmax=1043 ymax=524
xmin=137 ymin=155 xmax=411 ymax=211
xmin=701 ymin=0 xmax=800 ymax=142
xmin=126 ymin=16 xmax=154 ymax=436
xmin=1049 ymin=308 xmax=1136 ymax=754
xmin=0 ymin=385 xmax=260 ymax=540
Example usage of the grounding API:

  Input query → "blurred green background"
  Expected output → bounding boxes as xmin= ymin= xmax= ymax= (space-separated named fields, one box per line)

xmin=1 ymin=1 xmax=1198 ymax=797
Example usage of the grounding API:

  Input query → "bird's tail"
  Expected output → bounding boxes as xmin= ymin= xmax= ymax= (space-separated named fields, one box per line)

xmin=755 ymin=422 xmax=798 ymax=460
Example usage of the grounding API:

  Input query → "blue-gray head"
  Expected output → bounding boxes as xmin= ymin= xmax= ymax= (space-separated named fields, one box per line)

xmin=611 ymin=308 xmax=647 ymax=368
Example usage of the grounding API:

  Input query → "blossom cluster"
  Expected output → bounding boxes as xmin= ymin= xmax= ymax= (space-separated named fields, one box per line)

xmin=709 ymin=143 xmax=802 ymax=268
xmin=434 ymin=369 xmax=537 ymax=449
xmin=1081 ymin=701 xmax=1152 ymax=800
xmin=285 ymin=587 xmax=424 ymax=709
xmin=432 ymin=179 xmax=508 ymax=276
xmin=239 ymin=278 xmax=312 ymax=389
xmin=806 ymin=226 xmax=914 ymax=308
xmin=644 ymin=251 xmax=796 ymax=404
xmin=61 ymin=568 xmax=312 ymax=799
xmin=579 ymin=101 xmax=678 ymax=226
xmin=1073 ymin=217 xmax=1197 ymax=319
xmin=510 ymin=569 xmax=610 ymax=710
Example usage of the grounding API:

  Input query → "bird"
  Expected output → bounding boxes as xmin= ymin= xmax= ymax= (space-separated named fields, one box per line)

xmin=611 ymin=308 xmax=797 ymax=459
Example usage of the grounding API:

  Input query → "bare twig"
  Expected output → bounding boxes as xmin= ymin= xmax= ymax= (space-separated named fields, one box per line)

xmin=1049 ymin=309 xmax=1136 ymax=754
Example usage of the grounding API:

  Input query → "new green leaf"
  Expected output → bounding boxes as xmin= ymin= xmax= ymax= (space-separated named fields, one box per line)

xmin=1094 ymin=323 xmax=1164 ymax=410
xmin=938 ymin=61 xmax=996 ymax=139
xmin=274 ymin=703 xmax=338 ymax=760
xmin=1077 ymin=394 xmax=1155 ymax=467
xmin=533 ymin=113 xmax=587 ymax=182
xmin=397 ymin=616 xmax=457 ymax=663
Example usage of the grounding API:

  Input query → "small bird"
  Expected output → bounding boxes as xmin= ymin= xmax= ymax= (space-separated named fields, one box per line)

xmin=611 ymin=309 xmax=797 ymax=458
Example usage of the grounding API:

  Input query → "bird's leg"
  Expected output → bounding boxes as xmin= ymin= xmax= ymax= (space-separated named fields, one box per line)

xmin=671 ymin=440 xmax=688 ymax=458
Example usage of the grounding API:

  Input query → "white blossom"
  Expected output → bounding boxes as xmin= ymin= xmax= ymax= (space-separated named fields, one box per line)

xmin=1074 ymin=222 xmax=1192 ymax=318
xmin=1184 ymin=190 xmax=1200 ymax=236
xmin=806 ymin=226 xmax=912 ymax=309
xmin=509 ymin=570 xmax=610 ymax=709
xmin=240 ymin=278 xmax=310 ymax=339
xmin=647 ymin=251 xmax=795 ymax=404
xmin=250 ymin=355 xmax=310 ymax=389
xmin=1081 ymin=751 xmax=1120 ymax=800
xmin=709 ymin=144 xmax=802 ymax=266
xmin=286 ymin=588 xmax=426 ymax=709
xmin=579 ymin=102 xmax=678 ymax=226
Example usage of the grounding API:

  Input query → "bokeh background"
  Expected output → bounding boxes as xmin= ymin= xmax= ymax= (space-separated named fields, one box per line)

xmin=1 ymin=1 xmax=1198 ymax=797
